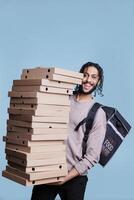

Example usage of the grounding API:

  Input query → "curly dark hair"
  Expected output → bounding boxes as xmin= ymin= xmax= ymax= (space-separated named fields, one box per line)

xmin=74 ymin=62 xmax=104 ymax=96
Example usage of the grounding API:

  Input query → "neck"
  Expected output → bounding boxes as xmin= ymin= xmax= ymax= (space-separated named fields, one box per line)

xmin=75 ymin=93 xmax=93 ymax=102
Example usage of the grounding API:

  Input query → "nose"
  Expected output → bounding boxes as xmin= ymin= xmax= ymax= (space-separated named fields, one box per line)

xmin=86 ymin=75 xmax=92 ymax=83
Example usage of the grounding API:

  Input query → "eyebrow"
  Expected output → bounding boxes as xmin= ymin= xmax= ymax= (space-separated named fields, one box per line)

xmin=84 ymin=72 xmax=98 ymax=76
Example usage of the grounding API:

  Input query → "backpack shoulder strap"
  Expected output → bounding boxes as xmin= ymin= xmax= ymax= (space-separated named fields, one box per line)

xmin=75 ymin=102 xmax=102 ymax=132
xmin=74 ymin=102 xmax=102 ymax=157
xmin=85 ymin=102 xmax=102 ymax=132
xmin=82 ymin=102 xmax=102 ymax=157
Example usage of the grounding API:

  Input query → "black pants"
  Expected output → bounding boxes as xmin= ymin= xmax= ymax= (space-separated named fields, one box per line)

xmin=31 ymin=176 xmax=88 ymax=200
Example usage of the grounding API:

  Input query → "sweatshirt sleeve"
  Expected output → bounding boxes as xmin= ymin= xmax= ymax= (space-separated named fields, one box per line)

xmin=74 ymin=107 xmax=106 ymax=175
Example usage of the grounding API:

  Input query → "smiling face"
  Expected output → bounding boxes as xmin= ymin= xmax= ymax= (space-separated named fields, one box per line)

xmin=81 ymin=66 xmax=100 ymax=95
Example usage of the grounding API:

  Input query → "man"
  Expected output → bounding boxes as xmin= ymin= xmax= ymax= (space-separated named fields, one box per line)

xmin=31 ymin=62 xmax=106 ymax=200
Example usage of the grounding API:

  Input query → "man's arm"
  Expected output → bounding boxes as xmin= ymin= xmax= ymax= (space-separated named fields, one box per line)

xmin=74 ymin=108 xmax=106 ymax=175
xmin=56 ymin=167 xmax=80 ymax=185
xmin=56 ymin=108 xmax=106 ymax=185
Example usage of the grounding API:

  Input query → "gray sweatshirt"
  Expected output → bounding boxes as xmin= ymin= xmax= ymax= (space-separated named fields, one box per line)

xmin=66 ymin=96 xmax=106 ymax=175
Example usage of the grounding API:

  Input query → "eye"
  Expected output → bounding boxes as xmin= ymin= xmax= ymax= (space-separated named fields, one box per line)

xmin=92 ymin=75 xmax=98 ymax=80
xmin=83 ymin=73 xmax=88 ymax=78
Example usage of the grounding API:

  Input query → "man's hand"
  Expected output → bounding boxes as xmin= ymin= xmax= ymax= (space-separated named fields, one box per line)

xmin=48 ymin=167 xmax=80 ymax=186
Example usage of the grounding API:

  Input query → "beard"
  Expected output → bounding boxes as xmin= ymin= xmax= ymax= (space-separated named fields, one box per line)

xmin=78 ymin=83 xmax=97 ymax=95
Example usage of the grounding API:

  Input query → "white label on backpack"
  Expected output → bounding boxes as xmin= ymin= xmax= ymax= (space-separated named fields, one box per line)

xmin=108 ymin=121 xmax=124 ymax=141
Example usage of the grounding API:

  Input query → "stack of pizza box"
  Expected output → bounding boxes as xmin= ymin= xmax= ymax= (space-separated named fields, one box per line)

xmin=2 ymin=67 xmax=83 ymax=186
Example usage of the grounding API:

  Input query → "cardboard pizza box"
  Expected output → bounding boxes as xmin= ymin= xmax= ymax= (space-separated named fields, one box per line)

xmin=7 ymin=127 xmax=67 ymax=134
xmin=9 ymin=101 xmax=70 ymax=111
xmin=21 ymin=72 xmax=82 ymax=84
xmin=9 ymin=114 xmax=69 ymax=123
xmin=10 ymin=93 xmax=70 ymax=105
xmin=3 ymin=134 xmax=67 ymax=147
xmin=8 ymin=161 xmax=67 ymax=173
xmin=6 ymin=165 xmax=67 ymax=181
xmin=7 ymin=120 xmax=68 ymax=129
xmin=6 ymin=143 xmax=66 ymax=153
xmin=6 ymin=148 xmax=66 ymax=160
xmin=13 ymin=79 xmax=74 ymax=89
xmin=21 ymin=67 xmax=83 ymax=79
xmin=8 ymin=107 xmax=69 ymax=117
xmin=9 ymin=103 xmax=69 ymax=111
xmin=6 ymin=132 xmax=67 ymax=141
xmin=12 ymin=85 xmax=73 ymax=95
xmin=10 ymin=103 xmax=69 ymax=112
xmin=6 ymin=154 xmax=66 ymax=167
xmin=2 ymin=170 xmax=64 ymax=186
xmin=8 ymin=91 xmax=71 ymax=99
xmin=8 ymin=103 xmax=70 ymax=112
